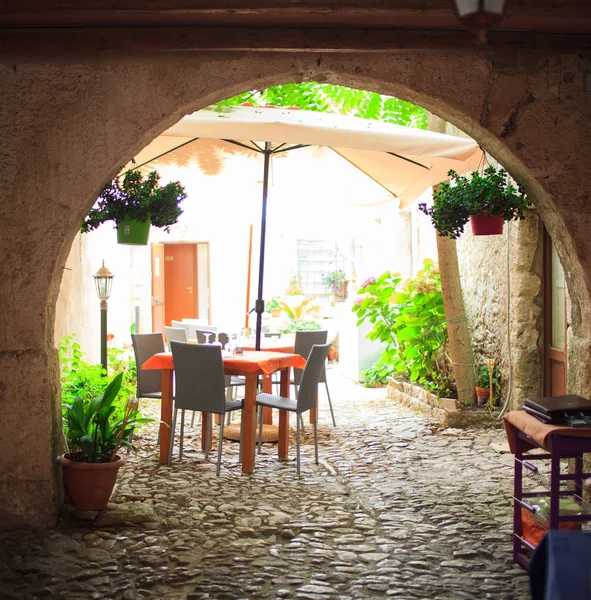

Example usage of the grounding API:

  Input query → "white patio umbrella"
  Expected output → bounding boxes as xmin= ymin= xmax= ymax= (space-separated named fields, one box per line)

xmin=132 ymin=104 xmax=482 ymax=348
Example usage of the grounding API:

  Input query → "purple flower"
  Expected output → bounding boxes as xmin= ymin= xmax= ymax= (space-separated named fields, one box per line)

xmin=360 ymin=276 xmax=376 ymax=289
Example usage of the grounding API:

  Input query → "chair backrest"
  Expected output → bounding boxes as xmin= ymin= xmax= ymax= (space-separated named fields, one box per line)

xmin=164 ymin=326 xmax=188 ymax=344
xmin=131 ymin=333 xmax=165 ymax=398
xmin=182 ymin=318 xmax=209 ymax=326
xmin=170 ymin=341 xmax=228 ymax=413
xmin=293 ymin=330 xmax=328 ymax=385
xmin=183 ymin=322 xmax=219 ymax=340
xmin=217 ymin=332 xmax=229 ymax=347
xmin=196 ymin=330 xmax=217 ymax=344
xmin=296 ymin=343 xmax=331 ymax=413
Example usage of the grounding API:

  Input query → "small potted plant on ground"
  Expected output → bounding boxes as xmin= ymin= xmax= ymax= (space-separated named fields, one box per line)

xmin=58 ymin=372 xmax=152 ymax=510
xmin=81 ymin=167 xmax=187 ymax=245
xmin=418 ymin=166 xmax=529 ymax=239
xmin=475 ymin=362 xmax=501 ymax=408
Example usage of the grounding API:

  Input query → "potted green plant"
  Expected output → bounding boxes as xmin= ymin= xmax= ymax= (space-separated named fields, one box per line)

xmin=58 ymin=372 xmax=152 ymax=510
xmin=81 ymin=167 xmax=187 ymax=245
xmin=475 ymin=363 xmax=501 ymax=407
xmin=418 ymin=166 xmax=529 ymax=239
xmin=265 ymin=296 xmax=282 ymax=318
xmin=322 ymin=269 xmax=348 ymax=301
xmin=277 ymin=296 xmax=322 ymax=332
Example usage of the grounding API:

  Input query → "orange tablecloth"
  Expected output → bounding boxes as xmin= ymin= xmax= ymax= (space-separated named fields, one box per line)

xmin=142 ymin=350 xmax=306 ymax=472
xmin=503 ymin=410 xmax=591 ymax=453
xmin=143 ymin=350 xmax=305 ymax=375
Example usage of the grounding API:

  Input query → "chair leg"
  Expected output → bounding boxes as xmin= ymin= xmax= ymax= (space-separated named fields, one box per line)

xmin=296 ymin=412 xmax=301 ymax=475
xmin=167 ymin=407 xmax=178 ymax=467
xmin=313 ymin=405 xmax=319 ymax=465
xmin=217 ymin=416 xmax=225 ymax=476
xmin=191 ymin=411 xmax=195 ymax=427
xmin=238 ymin=409 xmax=244 ymax=463
xmin=179 ymin=409 xmax=185 ymax=460
xmin=299 ymin=414 xmax=305 ymax=432
xmin=257 ymin=406 xmax=264 ymax=454
xmin=325 ymin=380 xmax=336 ymax=427
xmin=205 ymin=413 xmax=212 ymax=459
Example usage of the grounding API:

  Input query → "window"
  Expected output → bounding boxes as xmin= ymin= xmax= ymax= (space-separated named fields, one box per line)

xmin=296 ymin=239 xmax=348 ymax=297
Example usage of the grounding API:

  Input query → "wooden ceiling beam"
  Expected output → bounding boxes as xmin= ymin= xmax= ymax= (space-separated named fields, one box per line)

xmin=1 ymin=26 xmax=590 ymax=56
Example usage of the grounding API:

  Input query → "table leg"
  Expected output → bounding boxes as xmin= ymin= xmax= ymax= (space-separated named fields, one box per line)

xmin=278 ymin=368 xmax=290 ymax=459
xmin=241 ymin=373 xmax=258 ymax=473
xmin=262 ymin=375 xmax=273 ymax=424
xmin=201 ymin=413 xmax=210 ymax=453
xmin=159 ymin=369 xmax=174 ymax=465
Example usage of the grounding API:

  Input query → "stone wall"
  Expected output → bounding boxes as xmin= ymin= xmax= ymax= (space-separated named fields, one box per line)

xmin=387 ymin=378 xmax=498 ymax=428
xmin=2 ymin=47 xmax=591 ymax=530
xmin=456 ymin=212 xmax=544 ymax=410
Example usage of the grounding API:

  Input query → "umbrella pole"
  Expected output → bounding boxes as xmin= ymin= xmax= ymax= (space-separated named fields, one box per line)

xmin=255 ymin=142 xmax=272 ymax=351
xmin=245 ymin=223 xmax=253 ymax=334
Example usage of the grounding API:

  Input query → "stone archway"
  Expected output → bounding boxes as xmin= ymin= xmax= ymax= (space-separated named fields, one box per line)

xmin=1 ymin=50 xmax=590 ymax=530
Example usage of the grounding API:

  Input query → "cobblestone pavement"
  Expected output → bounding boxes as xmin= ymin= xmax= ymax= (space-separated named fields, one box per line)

xmin=0 ymin=367 xmax=531 ymax=599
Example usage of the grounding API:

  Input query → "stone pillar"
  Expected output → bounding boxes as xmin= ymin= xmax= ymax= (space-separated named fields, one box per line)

xmin=507 ymin=212 xmax=544 ymax=409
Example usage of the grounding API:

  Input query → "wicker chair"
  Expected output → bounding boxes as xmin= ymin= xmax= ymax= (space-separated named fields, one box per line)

xmin=293 ymin=330 xmax=336 ymax=427
xmin=169 ymin=341 xmax=244 ymax=475
xmin=131 ymin=333 xmax=165 ymax=401
xmin=164 ymin=325 xmax=187 ymax=346
xmin=256 ymin=343 xmax=330 ymax=474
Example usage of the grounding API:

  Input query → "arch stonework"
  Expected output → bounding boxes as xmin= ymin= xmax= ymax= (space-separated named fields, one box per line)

xmin=1 ymin=50 xmax=589 ymax=530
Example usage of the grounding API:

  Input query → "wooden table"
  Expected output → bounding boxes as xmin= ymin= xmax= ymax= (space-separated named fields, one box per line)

xmin=142 ymin=350 xmax=306 ymax=473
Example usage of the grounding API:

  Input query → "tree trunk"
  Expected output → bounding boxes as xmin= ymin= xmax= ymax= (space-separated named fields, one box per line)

xmin=436 ymin=232 xmax=476 ymax=406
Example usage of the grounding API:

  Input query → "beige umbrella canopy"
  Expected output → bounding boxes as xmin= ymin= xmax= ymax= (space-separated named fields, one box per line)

xmin=132 ymin=104 xmax=481 ymax=210
xmin=131 ymin=104 xmax=482 ymax=347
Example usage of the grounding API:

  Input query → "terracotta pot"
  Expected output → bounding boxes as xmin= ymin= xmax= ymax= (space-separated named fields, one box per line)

xmin=58 ymin=453 xmax=126 ymax=510
xmin=475 ymin=386 xmax=490 ymax=407
xmin=470 ymin=213 xmax=504 ymax=236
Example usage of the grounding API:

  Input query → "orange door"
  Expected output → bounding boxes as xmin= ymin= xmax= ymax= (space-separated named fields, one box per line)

xmin=151 ymin=243 xmax=165 ymax=334
xmin=544 ymin=230 xmax=567 ymax=396
xmin=164 ymin=244 xmax=198 ymax=326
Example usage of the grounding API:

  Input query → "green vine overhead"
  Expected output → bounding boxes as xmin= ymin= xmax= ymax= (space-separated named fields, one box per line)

xmin=418 ymin=166 xmax=529 ymax=239
xmin=81 ymin=167 xmax=187 ymax=234
xmin=213 ymin=82 xmax=428 ymax=129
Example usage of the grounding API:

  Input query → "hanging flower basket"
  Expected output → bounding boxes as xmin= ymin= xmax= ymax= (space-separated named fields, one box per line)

xmin=116 ymin=219 xmax=151 ymax=245
xmin=418 ymin=166 xmax=529 ymax=239
xmin=81 ymin=167 xmax=187 ymax=242
xmin=470 ymin=213 xmax=504 ymax=236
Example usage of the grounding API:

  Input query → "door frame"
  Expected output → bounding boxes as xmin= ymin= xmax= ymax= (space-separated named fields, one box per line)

xmin=543 ymin=228 xmax=567 ymax=396
xmin=151 ymin=240 xmax=211 ymax=329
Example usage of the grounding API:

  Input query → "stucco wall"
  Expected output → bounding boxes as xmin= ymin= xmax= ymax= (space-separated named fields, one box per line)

xmin=2 ymin=49 xmax=591 ymax=530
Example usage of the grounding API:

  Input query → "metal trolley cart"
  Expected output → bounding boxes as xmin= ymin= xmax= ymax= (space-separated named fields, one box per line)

xmin=504 ymin=410 xmax=591 ymax=570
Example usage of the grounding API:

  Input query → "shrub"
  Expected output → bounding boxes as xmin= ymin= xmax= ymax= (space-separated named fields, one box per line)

xmin=352 ymin=260 xmax=454 ymax=396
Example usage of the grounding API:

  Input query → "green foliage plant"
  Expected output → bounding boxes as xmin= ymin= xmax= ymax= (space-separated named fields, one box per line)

xmin=417 ymin=166 xmax=529 ymax=239
xmin=264 ymin=296 xmax=281 ymax=313
xmin=212 ymin=82 xmax=428 ymax=129
xmin=59 ymin=335 xmax=137 ymax=425
xmin=352 ymin=260 xmax=454 ymax=396
xmin=81 ymin=167 xmax=187 ymax=233
xmin=277 ymin=296 xmax=322 ymax=332
xmin=64 ymin=373 xmax=152 ymax=463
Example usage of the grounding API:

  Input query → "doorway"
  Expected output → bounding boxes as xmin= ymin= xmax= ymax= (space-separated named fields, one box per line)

xmin=543 ymin=230 xmax=567 ymax=396
xmin=151 ymin=242 xmax=211 ymax=332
